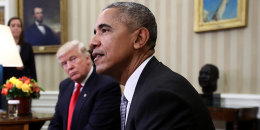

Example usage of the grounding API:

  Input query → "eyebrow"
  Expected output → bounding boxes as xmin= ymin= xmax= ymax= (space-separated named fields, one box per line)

xmin=94 ymin=23 xmax=112 ymax=34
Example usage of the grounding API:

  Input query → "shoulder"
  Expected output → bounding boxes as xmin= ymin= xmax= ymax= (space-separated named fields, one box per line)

xmin=142 ymin=57 xmax=190 ymax=86
xmin=43 ymin=25 xmax=53 ymax=30
xmin=21 ymin=42 xmax=32 ymax=47
xmin=91 ymin=71 xmax=118 ymax=85
xmin=25 ymin=24 xmax=37 ymax=31
xmin=20 ymin=42 xmax=33 ymax=51
xmin=137 ymin=58 xmax=207 ymax=111
xmin=96 ymin=74 xmax=117 ymax=83
xmin=138 ymin=57 xmax=198 ymax=102
xmin=89 ymin=72 xmax=120 ymax=91
xmin=58 ymin=78 xmax=74 ymax=91
xmin=59 ymin=78 xmax=73 ymax=89
xmin=60 ymin=78 xmax=73 ymax=86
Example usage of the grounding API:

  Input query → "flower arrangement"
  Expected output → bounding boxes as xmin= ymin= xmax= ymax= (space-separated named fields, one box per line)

xmin=1 ymin=76 xmax=44 ymax=100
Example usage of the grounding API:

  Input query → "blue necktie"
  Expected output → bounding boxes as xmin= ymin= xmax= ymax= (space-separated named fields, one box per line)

xmin=120 ymin=94 xmax=128 ymax=130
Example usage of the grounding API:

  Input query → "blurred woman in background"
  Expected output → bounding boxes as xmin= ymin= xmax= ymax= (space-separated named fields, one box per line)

xmin=1 ymin=17 xmax=37 ymax=110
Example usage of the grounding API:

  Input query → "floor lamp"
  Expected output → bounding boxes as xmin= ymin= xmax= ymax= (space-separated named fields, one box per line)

xmin=0 ymin=24 xmax=23 ymax=88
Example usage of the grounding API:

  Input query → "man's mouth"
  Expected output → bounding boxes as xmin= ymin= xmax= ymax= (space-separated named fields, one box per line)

xmin=92 ymin=50 xmax=104 ymax=62
xmin=69 ymin=72 xmax=77 ymax=77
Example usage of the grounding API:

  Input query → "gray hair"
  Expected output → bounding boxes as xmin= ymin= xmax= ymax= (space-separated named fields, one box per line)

xmin=104 ymin=2 xmax=157 ymax=49
xmin=56 ymin=40 xmax=89 ymax=59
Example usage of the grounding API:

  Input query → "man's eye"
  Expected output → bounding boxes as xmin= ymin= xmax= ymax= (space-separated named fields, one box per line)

xmin=70 ymin=57 xmax=78 ymax=63
xmin=101 ymin=28 xmax=109 ymax=33
xmin=61 ymin=62 xmax=67 ymax=67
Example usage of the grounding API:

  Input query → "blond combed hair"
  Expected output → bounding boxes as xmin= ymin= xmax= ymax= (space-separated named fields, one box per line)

xmin=56 ymin=40 xmax=89 ymax=60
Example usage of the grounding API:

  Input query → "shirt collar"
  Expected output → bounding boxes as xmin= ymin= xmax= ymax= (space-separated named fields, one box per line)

xmin=74 ymin=66 xmax=94 ymax=87
xmin=35 ymin=21 xmax=42 ymax=26
xmin=123 ymin=56 xmax=153 ymax=102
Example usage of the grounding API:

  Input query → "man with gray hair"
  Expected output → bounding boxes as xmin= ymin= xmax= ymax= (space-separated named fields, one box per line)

xmin=90 ymin=2 xmax=215 ymax=130
xmin=49 ymin=40 xmax=121 ymax=130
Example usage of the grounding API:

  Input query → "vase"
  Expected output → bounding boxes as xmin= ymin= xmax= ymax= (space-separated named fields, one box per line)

xmin=14 ymin=97 xmax=32 ymax=116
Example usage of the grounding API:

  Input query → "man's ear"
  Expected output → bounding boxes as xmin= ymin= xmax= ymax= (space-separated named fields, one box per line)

xmin=133 ymin=27 xmax=149 ymax=49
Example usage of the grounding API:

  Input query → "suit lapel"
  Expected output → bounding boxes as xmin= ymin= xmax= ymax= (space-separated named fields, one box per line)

xmin=125 ymin=57 xmax=158 ymax=129
xmin=31 ymin=23 xmax=45 ymax=38
xmin=70 ymin=71 xmax=96 ymax=127
xmin=59 ymin=80 xmax=74 ymax=126
xmin=64 ymin=81 xmax=75 ymax=120
xmin=73 ymin=81 xmax=89 ymax=114
xmin=73 ymin=71 xmax=96 ymax=112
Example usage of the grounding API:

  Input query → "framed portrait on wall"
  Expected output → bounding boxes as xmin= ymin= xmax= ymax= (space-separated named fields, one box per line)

xmin=17 ymin=0 xmax=67 ymax=54
xmin=194 ymin=0 xmax=248 ymax=32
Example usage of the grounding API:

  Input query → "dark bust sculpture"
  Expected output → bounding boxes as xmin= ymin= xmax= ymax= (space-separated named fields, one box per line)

xmin=199 ymin=64 xmax=219 ymax=95
xmin=199 ymin=64 xmax=221 ymax=106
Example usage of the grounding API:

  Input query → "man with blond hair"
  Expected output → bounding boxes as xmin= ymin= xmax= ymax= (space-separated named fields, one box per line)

xmin=49 ymin=40 xmax=121 ymax=130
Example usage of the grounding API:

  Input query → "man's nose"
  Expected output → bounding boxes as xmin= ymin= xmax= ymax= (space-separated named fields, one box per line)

xmin=89 ymin=35 xmax=101 ymax=50
xmin=66 ymin=61 xmax=74 ymax=70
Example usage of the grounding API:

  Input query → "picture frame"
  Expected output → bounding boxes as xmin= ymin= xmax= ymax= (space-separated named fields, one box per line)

xmin=194 ymin=0 xmax=248 ymax=33
xmin=0 ymin=7 xmax=4 ymax=25
xmin=17 ymin=0 xmax=67 ymax=54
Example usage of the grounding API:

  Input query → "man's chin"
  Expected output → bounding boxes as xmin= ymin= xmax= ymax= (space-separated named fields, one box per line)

xmin=95 ymin=66 xmax=105 ymax=74
xmin=37 ymin=20 xmax=43 ymax=24
xmin=70 ymin=76 xmax=80 ymax=82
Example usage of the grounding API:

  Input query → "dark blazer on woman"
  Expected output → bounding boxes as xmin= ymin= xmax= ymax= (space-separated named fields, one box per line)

xmin=48 ymin=71 xmax=121 ymax=130
xmin=125 ymin=57 xmax=215 ymax=130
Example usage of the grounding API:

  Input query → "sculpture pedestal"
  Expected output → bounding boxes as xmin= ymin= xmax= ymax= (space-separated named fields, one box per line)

xmin=200 ymin=93 xmax=221 ymax=106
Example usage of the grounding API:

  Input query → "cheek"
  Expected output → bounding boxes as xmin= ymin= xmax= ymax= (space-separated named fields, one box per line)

xmin=10 ymin=28 xmax=16 ymax=33
xmin=101 ymin=33 xmax=133 ymax=63
xmin=105 ymin=37 xmax=131 ymax=54
xmin=64 ymin=69 xmax=70 ymax=75
xmin=102 ymin=38 xmax=116 ymax=58
xmin=79 ymin=62 xmax=89 ymax=73
xmin=12 ymin=28 xmax=22 ymax=34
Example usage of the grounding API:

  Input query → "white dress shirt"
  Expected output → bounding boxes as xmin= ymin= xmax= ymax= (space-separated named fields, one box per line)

xmin=35 ymin=21 xmax=46 ymax=35
xmin=16 ymin=45 xmax=21 ymax=52
xmin=123 ymin=56 xmax=153 ymax=124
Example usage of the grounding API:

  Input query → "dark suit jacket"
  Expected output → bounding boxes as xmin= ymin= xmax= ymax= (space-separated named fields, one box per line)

xmin=125 ymin=57 xmax=215 ymax=130
xmin=48 ymin=71 xmax=121 ymax=130
xmin=25 ymin=23 xmax=60 ymax=46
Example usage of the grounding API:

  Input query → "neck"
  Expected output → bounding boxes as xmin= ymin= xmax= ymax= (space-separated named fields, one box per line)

xmin=119 ymin=49 xmax=154 ymax=85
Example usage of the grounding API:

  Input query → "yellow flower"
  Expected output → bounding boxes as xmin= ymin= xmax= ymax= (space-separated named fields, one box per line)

xmin=16 ymin=81 xmax=23 ymax=89
xmin=22 ymin=84 xmax=31 ymax=93
xmin=2 ymin=76 xmax=44 ymax=99
xmin=9 ymin=77 xmax=19 ymax=85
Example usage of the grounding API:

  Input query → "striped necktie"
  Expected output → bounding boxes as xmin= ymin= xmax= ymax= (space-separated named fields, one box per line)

xmin=120 ymin=94 xmax=128 ymax=130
